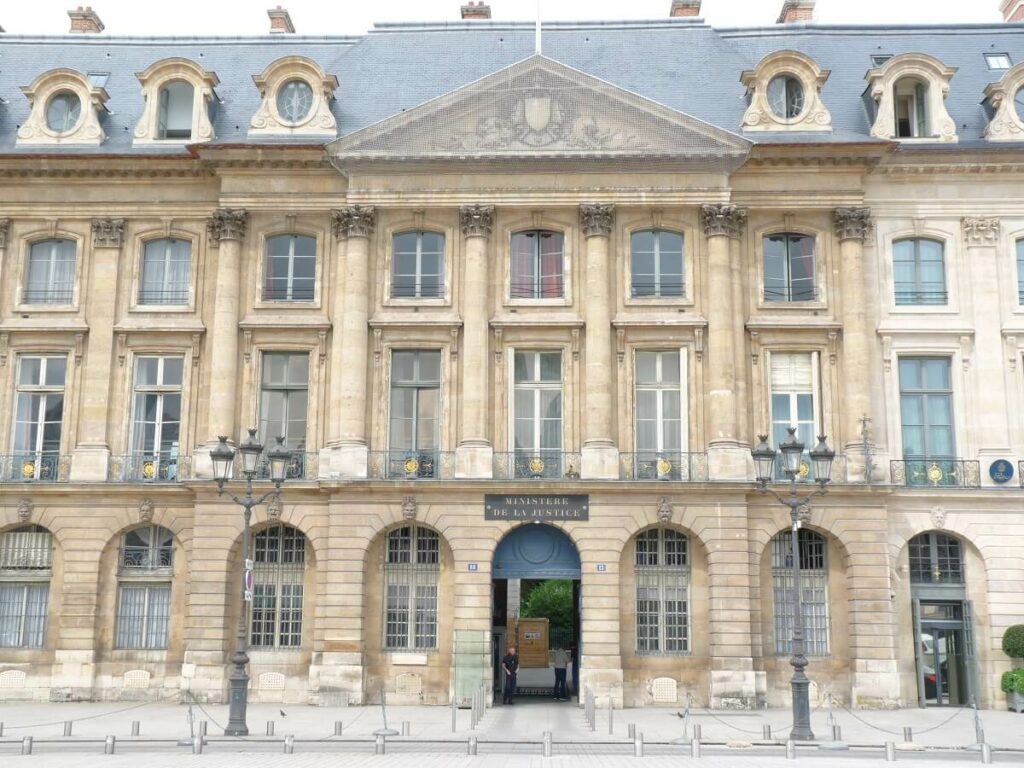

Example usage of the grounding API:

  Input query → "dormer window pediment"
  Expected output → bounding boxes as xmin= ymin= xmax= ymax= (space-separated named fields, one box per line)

xmin=983 ymin=61 xmax=1024 ymax=142
xmin=740 ymin=50 xmax=832 ymax=133
xmin=17 ymin=68 xmax=109 ymax=146
xmin=249 ymin=56 xmax=339 ymax=138
xmin=865 ymin=53 xmax=957 ymax=143
xmin=133 ymin=58 xmax=219 ymax=145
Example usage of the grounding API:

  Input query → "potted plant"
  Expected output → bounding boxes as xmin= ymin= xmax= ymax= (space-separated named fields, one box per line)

xmin=1002 ymin=625 xmax=1024 ymax=713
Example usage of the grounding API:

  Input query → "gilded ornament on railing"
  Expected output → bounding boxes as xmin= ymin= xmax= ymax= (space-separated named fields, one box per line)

xmin=21 ymin=459 xmax=36 ymax=479
xmin=798 ymin=461 xmax=810 ymax=479
xmin=926 ymin=462 xmax=945 ymax=486
xmin=142 ymin=460 xmax=157 ymax=479
xmin=404 ymin=456 xmax=421 ymax=475
xmin=529 ymin=456 xmax=546 ymax=474
xmin=656 ymin=457 xmax=673 ymax=476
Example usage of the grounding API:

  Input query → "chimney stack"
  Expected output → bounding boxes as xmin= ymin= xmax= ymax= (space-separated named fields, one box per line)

xmin=268 ymin=6 xmax=295 ymax=33
xmin=1001 ymin=0 xmax=1024 ymax=22
xmin=777 ymin=0 xmax=815 ymax=23
xmin=68 ymin=6 xmax=104 ymax=33
xmin=461 ymin=2 xmax=491 ymax=20
xmin=669 ymin=1 xmax=701 ymax=17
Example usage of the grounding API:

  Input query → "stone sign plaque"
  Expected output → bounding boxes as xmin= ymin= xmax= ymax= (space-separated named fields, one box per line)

xmin=484 ymin=494 xmax=589 ymax=521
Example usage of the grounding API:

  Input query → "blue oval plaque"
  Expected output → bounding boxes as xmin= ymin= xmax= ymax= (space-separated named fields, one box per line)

xmin=989 ymin=459 xmax=1014 ymax=484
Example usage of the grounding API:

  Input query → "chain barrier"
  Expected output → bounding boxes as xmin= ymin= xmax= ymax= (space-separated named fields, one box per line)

xmin=832 ymin=694 xmax=966 ymax=737
xmin=1 ymin=690 xmax=182 ymax=731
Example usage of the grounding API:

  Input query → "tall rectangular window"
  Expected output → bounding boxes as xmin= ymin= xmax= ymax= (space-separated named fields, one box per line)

xmin=1017 ymin=239 xmax=1024 ymax=305
xmin=389 ymin=351 xmax=441 ymax=476
xmin=259 ymin=353 xmax=309 ymax=451
xmin=631 ymin=230 xmax=684 ymax=297
xmin=899 ymin=357 xmax=954 ymax=462
xmin=251 ymin=525 xmax=306 ymax=649
xmin=264 ymin=235 xmax=316 ymax=301
xmin=384 ymin=526 xmax=440 ymax=650
xmin=894 ymin=238 xmax=946 ymax=305
xmin=772 ymin=530 xmax=830 ymax=656
xmin=392 ymin=232 xmax=444 ymax=299
xmin=510 ymin=230 xmax=564 ymax=299
xmin=12 ymin=355 xmax=66 ymax=481
xmin=0 ymin=583 xmax=49 ymax=648
xmin=764 ymin=233 xmax=815 ymax=302
xmin=115 ymin=584 xmax=171 ymax=649
xmin=25 ymin=239 xmax=76 ymax=305
xmin=131 ymin=357 xmax=183 ymax=480
xmin=634 ymin=529 xmax=690 ymax=654
xmin=770 ymin=352 xmax=818 ymax=479
xmin=139 ymin=238 xmax=191 ymax=305
xmin=634 ymin=350 xmax=684 ymax=479
xmin=513 ymin=351 xmax=562 ymax=477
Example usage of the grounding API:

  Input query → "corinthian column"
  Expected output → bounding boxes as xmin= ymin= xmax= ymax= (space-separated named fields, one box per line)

xmin=579 ymin=203 xmax=618 ymax=479
xmin=833 ymin=207 xmax=873 ymax=480
xmin=332 ymin=205 xmax=376 ymax=478
xmin=70 ymin=218 xmax=125 ymax=481
xmin=700 ymin=204 xmax=747 ymax=480
xmin=456 ymin=204 xmax=495 ymax=478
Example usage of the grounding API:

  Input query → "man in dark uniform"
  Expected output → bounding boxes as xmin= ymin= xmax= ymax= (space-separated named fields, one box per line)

xmin=501 ymin=645 xmax=519 ymax=705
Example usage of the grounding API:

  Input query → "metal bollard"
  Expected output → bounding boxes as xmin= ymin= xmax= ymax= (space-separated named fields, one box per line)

xmin=785 ymin=739 xmax=796 ymax=760
xmin=693 ymin=724 xmax=702 ymax=741
xmin=266 ymin=721 xmax=275 ymax=736
xmin=104 ymin=735 xmax=116 ymax=755
xmin=64 ymin=720 xmax=73 ymax=736
xmin=191 ymin=735 xmax=203 ymax=755
xmin=690 ymin=737 xmax=701 ymax=758
xmin=543 ymin=730 xmax=552 ymax=757
xmin=451 ymin=700 xmax=457 ymax=732
xmin=634 ymin=731 xmax=644 ymax=758
xmin=199 ymin=721 xmax=208 ymax=738
xmin=981 ymin=744 xmax=993 ymax=764
xmin=401 ymin=721 xmax=410 ymax=737
xmin=375 ymin=734 xmax=386 ymax=755
xmin=608 ymin=696 xmax=614 ymax=735
xmin=0 ymin=722 xmax=3 ymax=737
xmin=467 ymin=736 xmax=478 ymax=755
xmin=763 ymin=724 xmax=772 ymax=740
xmin=903 ymin=727 xmax=913 ymax=743
xmin=283 ymin=734 xmax=295 ymax=754
xmin=831 ymin=724 xmax=842 ymax=741
xmin=628 ymin=723 xmax=636 ymax=740
xmin=885 ymin=741 xmax=897 ymax=761
xmin=130 ymin=720 xmax=140 ymax=737
xmin=334 ymin=720 xmax=343 ymax=736
xmin=22 ymin=736 xmax=33 ymax=756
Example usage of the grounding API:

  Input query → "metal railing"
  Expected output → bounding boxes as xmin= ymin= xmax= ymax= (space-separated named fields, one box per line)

xmin=22 ymin=287 xmax=74 ymax=304
xmin=108 ymin=453 xmax=189 ymax=482
xmin=763 ymin=286 xmax=817 ymax=302
xmin=368 ymin=451 xmax=455 ymax=480
xmin=894 ymin=289 xmax=948 ymax=306
xmin=0 ymin=530 xmax=52 ymax=572
xmin=118 ymin=545 xmax=173 ymax=574
xmin=619 ymin=451 xmax=708 ymax=481
xmin=0 ymin=454 xmax=70 ymax=482
xmin=493 ymin=451 xmax=581 ymax=480
xmin=137 ymin=288 xmax=189 ymax=305
xmin=891 ymin=458 xmax=981 ymax=488
xmin=253 ymin=451 xmax=318 ymax=481
xmin=630 ymin=280 xmax=685 ymax=298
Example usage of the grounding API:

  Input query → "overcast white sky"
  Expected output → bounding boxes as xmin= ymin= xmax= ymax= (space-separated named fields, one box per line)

xmin=0 ymin=0 xmax=1008 ymax=36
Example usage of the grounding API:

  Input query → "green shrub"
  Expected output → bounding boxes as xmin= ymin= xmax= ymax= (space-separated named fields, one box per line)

xmin=1001 ymin=668 xmax=1024 ymax=695
xmin=1003 ymin=625 xmax=1024 ymax=660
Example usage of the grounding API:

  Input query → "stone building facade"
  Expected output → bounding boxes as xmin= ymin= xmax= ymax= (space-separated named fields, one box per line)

xmin=0 ymin=2 xmax=1023 ymax=711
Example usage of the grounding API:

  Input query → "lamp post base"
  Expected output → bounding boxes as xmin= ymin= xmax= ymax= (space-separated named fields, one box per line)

xmin=790 ymin=676 xmax=814 ymax=741
xmin=224 ymin=661 xmax=250 ymax=736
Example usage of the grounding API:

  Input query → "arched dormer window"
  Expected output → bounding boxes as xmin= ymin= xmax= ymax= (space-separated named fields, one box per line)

xmin=17 ymin=68 xmax=109 ymax=146
xmin=133 ymin=58 xmax=218 ymax=145
xmin=0 ymin=525 xmax=53 ymax=648
xmin=250 ymin=56 xmax=339 ymax=137
xmin=740 ymin=50 xmax=832 ymax=133
xmin=865 ymin=54 xmax=957 ymax=143
xmin=983 ymin=61 xmax=1024 ymax=142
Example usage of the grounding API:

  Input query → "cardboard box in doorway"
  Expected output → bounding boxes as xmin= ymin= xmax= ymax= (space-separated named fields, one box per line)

xmin=510 ymin=617 xmax=549 ymax=668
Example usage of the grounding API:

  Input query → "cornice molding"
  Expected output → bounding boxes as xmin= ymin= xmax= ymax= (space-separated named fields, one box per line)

xmin=459 ymin=203 xmax=495 ymax=238
xmin=700 ymin=203 xmax=747 ymax=239
xmin=580 ymin=203 xmax=615 ymax=238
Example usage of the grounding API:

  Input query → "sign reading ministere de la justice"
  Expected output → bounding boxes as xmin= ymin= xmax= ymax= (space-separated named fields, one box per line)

xmin=484 ymin=495 xmax=590 ymax=521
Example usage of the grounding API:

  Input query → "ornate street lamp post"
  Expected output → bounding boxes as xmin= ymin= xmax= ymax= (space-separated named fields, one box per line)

xmin=210 ymin=428 xmax=291 ymax=736
xmin=751 ymin=428 xmax=834 ymax=742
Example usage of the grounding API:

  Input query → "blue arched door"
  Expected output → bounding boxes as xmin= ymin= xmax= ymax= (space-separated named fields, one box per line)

xmin=492 ymin=523 xmax=581 ymax=580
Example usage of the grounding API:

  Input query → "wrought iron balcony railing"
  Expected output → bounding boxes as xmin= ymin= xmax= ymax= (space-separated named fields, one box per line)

xmin=0 ymin=454 xmax=71 ymax=483
xmin=137 ymin=287 xmax=190 ymax=305
xmin=891 ymin=458 xmax=980 ymax=488
xmin=0 ymin=530 xmax=52 ymax=572
xmin=493 ymin=451 xmax=582 ymax=480
xmin=619 ymin=452 xmax=708 ymax=481
xmin=118 ymin=545 xmax=174 ymax=575
xmin=109 ymin=453 xmax=190 ymax=482
xmin=368 ymin=451 xmax=456 ymax=480
xmin=253 ymin=451 xmax=318 ymax=481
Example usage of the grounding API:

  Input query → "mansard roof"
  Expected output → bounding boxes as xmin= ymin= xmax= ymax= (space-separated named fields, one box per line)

xmin=0 ymin=18 xmax=1022 ymax=155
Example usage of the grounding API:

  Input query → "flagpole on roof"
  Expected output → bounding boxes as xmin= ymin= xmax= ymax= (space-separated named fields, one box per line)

xmin=535 ymin=0 xmax=542 ymax=54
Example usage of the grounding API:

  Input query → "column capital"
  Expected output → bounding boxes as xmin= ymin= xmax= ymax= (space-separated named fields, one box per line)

xmin=962 ymin=216 xmax=1000 ymax=246
xmin=206 ymin=208 xmax=248 ymax=244
xmin=459 ymin=203 xmax=495 ymax=238
xmin=331 ymin=205 xmax=376 ymax=239
xmin=0 ymin=218 xmax=10 ymax=249
xmin=91 ymin=218 xmax=125 ymax=248
xmin=700 ymin=203 xmax=747 ymax=239
xmin=833 ymin=207 xmax=873 ymax=243
xmin=580 ymin=203 xmax=615 ymax=238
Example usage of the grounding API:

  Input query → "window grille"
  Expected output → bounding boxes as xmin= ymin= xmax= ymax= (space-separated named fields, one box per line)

xmin=115 ymin=584 xmax=171 ymax=649
xmin=510 ymin=230 xmax=564 ymax=299
xmin=392 ymin=231 xmax=444 ymax=298
xmin=634 ymin=528 xmax=689 ymax=654
xmin=630 ymin=230 xmax=684 ymax=297
xmin=772 ymin=529 xmax=830 ymax=656
xmin=909 ymin=532 xmax=963 ymax=584
xmin=893 ymin=238 xmax=946 ymax=305
xmin=0 ymin=582 xmax=49 ymax=648
xmin=251 ymin=525 xmax=306 ymax=648
xmin=384 ymin=525 xmax=440 ymax=650
xmin=763 ymin=233 xmax=815 ymax=302
xmin=139 ymin=239 xmax=191 ymax=305
xmin=263 ymin=235 xmax=316 ymax=301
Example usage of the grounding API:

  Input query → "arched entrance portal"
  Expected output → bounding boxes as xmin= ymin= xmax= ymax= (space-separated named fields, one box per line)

xmin=492 ymin=524 xmax=581 ymax=702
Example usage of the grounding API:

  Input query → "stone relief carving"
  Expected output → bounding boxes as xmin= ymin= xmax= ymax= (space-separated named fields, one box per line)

xmin=17 ymin=498 xmax=34 ymax=523
xmin=580 ymin=203 xmax=615 ymax=238
xmin=962 ymin=217 xmax=999 ymax=246
xmin=401 ymin=495 xmax=418 ymax=520
xmin=700 ymin=204 xmax=747 ymax=239
xmin=138 ymin=498 xmax=154 ymax=523
xmin=92 ymin=218 xmax=125 ymax=248
xmin=267 ymin=494 xmax=282 ymax=520
xmin=331 ymin=206 xmax=376 ymax=239
xmin=459 ymin=204 xmax=495 ymax=238
xmin=833 ymin=207 xmax=874 ymax=243
xmin=931 ymin=505 xmax=946 ymax=529
xmin=657 ymin=497 xmax=673 ymax=524
xmin=206 ymin=208 xmax=248 ymax=244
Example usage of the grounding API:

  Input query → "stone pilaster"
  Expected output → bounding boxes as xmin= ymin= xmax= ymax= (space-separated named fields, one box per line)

xmin=68 ymin=219 xmax=125 ymax=481
xmin=834 ymin=207 xmax=874 ymax=481
xmin=320 ymin=227 xmax=349 ymax=477
xmin=456 ymin=204 xmax=495 ymax=478
xmin=332 ymin=206 xmax=376 ymax=479
xmin=700 ymin=204 xmax=748 ymax=480
xmin=579 ymin=203 xmax=618 ymax=479
xmin=0 ymin=219 xmax=10 ymax=316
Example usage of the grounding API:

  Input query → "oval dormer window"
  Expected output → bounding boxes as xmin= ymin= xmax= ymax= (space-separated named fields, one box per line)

xmin=276 ymin=79 xmax=313 ymax=124
xmin=767 ymin=75 xmax=805 ymax=120
xmin=46 ymin=92 xmax=82 ymax=133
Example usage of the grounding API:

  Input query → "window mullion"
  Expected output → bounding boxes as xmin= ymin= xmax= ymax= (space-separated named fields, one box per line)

xmin=19 ymin=585 xmax=29 ymax=645
xmin=286 ymin=239 xmax=296 ymax=301
xmin=415 ymin=236 xmax=424 ymax=298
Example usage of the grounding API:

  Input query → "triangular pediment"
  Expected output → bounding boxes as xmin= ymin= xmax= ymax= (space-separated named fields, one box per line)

xmin=328 ymin=55 xmax=750 ymax=167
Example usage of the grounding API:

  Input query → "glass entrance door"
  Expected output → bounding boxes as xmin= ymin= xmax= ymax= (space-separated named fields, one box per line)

xmin=920 ymin=626 xmax=969 ymax=706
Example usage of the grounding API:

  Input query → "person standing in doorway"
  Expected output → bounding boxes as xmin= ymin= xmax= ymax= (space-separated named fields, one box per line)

xmin=553 ymin=646 xmax=569 ymax=701
xmin=502 ymin=646 xmax=519 ymax=705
